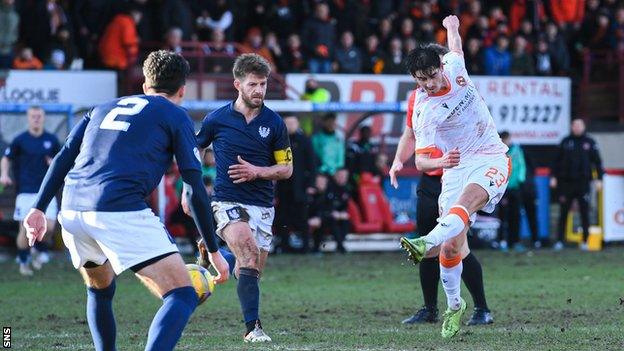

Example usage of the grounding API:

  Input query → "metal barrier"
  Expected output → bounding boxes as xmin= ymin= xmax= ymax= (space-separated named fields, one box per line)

xmin=579 ymin=49 xmax=624 ymax=123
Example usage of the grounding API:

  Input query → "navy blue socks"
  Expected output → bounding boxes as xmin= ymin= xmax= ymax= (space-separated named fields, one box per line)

xmin=238 ymin=267 xmax=260 ymax=332
xmin=86 ymin=280 xmax=117 ymax=351
xmin=219 ymin=248 xmax=236 ymax=275
xmin=145 ymin=286 xmax=198 ymax=351
xmin=17 ymin=249 xmax=29 ymax=264
xmin=34 ymin=240 xmax=49 ymax=253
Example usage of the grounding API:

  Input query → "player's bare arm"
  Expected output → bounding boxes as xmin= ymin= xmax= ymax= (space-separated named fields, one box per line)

xmin=415 ymin=148 xmax=460 ymax=172
xmin=390 ymin=127 xmax=416 ymax=189
xmin=228 ymin=155 xmax=293 ymax=184
xmin=443 ymin=15 xmax=462 ymax=55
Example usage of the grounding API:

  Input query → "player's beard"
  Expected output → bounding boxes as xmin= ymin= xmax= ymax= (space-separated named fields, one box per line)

xmin=242 ymin=92 xmax=264 ymax=109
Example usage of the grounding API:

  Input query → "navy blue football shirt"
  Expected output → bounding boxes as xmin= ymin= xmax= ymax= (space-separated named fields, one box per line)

xmin=62 ymin=95 xmax=201 ymax=211
xmin=5 ymin=131 xmax=61 ymax=194
xmin=197 ymin=102 xmax=291 ymax=207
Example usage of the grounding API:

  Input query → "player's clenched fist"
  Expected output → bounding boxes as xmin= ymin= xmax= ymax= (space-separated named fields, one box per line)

xmin=442 ymin=15 xmax=460 ymax=29
xmin=439 ymin=148 xmax=460 ymax=168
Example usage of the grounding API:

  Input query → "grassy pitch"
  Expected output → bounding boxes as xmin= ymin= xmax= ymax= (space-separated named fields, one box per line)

xmin=1 ymin=248 xmax=623 ymax=350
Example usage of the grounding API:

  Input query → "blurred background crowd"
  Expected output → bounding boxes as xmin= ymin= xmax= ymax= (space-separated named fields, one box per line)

xmin=1 ymin=0 xmax=623 ymax=78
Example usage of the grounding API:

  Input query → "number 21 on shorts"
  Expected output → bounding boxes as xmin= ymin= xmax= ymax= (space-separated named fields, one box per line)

xmin=484 ymin=167 xmax=507 ymax=188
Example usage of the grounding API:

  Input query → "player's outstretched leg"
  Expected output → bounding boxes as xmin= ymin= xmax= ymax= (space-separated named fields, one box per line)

xmin=400 ymin=236 xmax=429 ymax=265
xmin=425 ymin=206 xmax=470 ymax=250
xmin=81 ymin=261 xmax=117 ymax=351
xmin=401 ymin=206 xmax=470 ymax=265
xmin=137 ymin=253 xmax=198 ymax=351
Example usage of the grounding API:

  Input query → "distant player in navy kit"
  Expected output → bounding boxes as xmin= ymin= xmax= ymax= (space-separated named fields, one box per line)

xmin=0 ymin=106 xmax=61 ymax=276
xmin=183 ymin=53 xmax=293 ymax=342
xmin=22 ymin=50 xmax=229 ymax=351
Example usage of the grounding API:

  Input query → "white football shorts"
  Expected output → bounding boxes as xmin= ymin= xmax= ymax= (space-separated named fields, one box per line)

xmin=14 ymin=193 xmax=58 ymax=221
xmin=438 ymin=154 xmax=511 ymax=223
xmin=58 ymin=208 xmax=178 ymax=274
xmin=212 ymin=201 xmax=274 ymax=252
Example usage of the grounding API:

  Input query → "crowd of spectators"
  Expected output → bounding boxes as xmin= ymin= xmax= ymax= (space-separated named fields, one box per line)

xmin=1 ymin=0 xmax=624 ymax=77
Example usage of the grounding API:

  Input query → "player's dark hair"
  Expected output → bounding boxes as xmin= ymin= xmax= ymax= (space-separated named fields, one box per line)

xmin=142 ymin=50 xmax=190 ymax=96
xmin=403 ymin=44 xmax=442 ymax=77
xmin=232 ymin=53 xmax=271 ymax=80
xmin=425 ymin=43 xmax=449 ymax=56
xmin=499 ymin=131 xmax=510 ymax=140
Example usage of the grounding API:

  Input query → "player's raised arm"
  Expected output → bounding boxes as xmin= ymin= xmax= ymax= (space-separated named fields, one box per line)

xmin=443 ymin=15 xmax=462 ymax=55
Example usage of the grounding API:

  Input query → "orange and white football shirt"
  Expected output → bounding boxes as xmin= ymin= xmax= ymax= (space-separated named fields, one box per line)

xmin=408 ymin=51 xmax=508 ymax=168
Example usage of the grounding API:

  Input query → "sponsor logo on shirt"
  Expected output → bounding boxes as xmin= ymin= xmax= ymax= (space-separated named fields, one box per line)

xmin=43 ymin=141 xmax=52 ymax=149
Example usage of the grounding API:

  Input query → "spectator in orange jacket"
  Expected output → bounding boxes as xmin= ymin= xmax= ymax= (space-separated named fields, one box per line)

xmin=240 ymin=27 xmax=276 ymax=69
xmin=549 ymin=0 xmax=585 ymax=29
xmin=12 ymin=47 xmax=43 ymax=70
xmin=98 ymin=6 xmax=141 ymax=70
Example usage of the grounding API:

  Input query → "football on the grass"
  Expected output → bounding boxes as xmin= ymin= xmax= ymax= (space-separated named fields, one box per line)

xmin=186 ymin=263 xmax=215 ymax=305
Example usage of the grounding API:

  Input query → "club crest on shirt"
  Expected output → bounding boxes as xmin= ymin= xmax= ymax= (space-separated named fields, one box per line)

xmin=226 ymin=208 xmax=241 ymax=220
xmin=43 ymin=141 xmax=52 ymax=149
xmin=259 ymin=126 xmax=270 ymax=138
xmin=456 ymin=76 xmax=467 ymax=86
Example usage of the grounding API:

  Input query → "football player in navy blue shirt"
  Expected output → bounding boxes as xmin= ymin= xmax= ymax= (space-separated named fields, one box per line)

xmin=23 ymin=50 xmax=229 ymax=351
xmin=0 ymin=106 xmax=61 ymax=276
xmin=183 ymin=53 xmax=293 ymax=342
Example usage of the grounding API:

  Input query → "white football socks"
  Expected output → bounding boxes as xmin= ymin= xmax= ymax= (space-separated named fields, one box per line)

xmin=423 ymin=209 xmax=468 ymax=251
xmin=440 ymin=260 xmax=463 ymax=310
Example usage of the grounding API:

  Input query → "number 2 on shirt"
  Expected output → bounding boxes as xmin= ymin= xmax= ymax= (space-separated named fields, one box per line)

xmin=100 ymin=97 xmax=149 ymax=132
